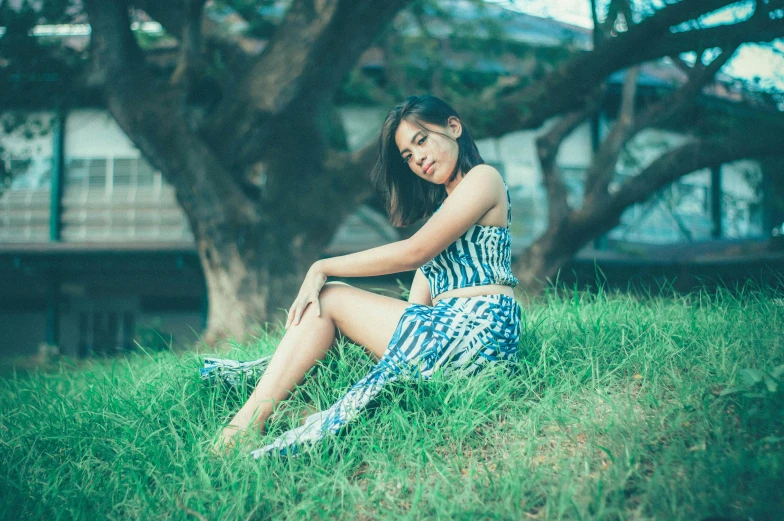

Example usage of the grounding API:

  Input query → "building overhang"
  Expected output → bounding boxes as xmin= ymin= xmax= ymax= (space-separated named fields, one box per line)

xmin=0 ymin=242 xmax=197 ymax=257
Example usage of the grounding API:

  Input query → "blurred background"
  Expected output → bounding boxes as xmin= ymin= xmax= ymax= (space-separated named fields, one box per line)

xmin=1 ymin=0 xmax=783 ymax=360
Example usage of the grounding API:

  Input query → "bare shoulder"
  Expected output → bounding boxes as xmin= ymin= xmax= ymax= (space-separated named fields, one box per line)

xmin=466 ymin=165 xmax=504 ymax=187
xmin=458 ymin=165 xmax=507 ymax=227
xmin=462 ymin=164 xmax=505 ymax=193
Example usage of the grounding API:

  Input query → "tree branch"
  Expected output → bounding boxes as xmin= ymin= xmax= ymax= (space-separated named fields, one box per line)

xmin=169 ymin=0 xmax=207 ymax=87
xmin=83 ymin=0 xmax=257 ymax=229
xmin=669 ymin=54 xmax=694 ymax=74
xmin=571 ymin=127 xmax=784 ymax=236
xmin=323 ymin=139 xmax=380 ymax=209
xmin=614 ymin=132 xmax=784 ymax=214
xmin=134 ymin=0 xmax=254 ymax=96
xmin=535 ymin=105 xmax=596 ymax=227
xmin=581 ymin=65 xmax=639 ymax=202
xmin=633 ymin=13 xmax=783 ymax=65
xmin=84 ymin=0 xmax=145 ymax=83
xmin=202 ymin=0 xmax=411 ymax=169
xmin=135 ymin=0 xmax=255 ymax=62
xmin=632 ymin=46 xmax=738 ymax=135
xmin=583 ymin=45 xmax=738 ymax=208
xmin=487 ymin=0 xmax=780 ymax=136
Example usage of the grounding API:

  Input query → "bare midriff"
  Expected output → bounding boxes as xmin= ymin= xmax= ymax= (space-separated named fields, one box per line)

xmin=432 ymin=284 xmax=515 ymax=306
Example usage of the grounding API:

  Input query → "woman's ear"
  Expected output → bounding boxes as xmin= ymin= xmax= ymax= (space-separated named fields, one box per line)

xmin=447 ymin=116 xmax=463 ymax=139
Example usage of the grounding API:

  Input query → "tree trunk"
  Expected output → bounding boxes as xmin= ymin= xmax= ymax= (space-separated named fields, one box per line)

xmin=81 ymin=0 xmax=405 ymax=346
xmin=196 ymin=229 xmax=309 ymax=344
xmin=77 ymin=0 xmax=784 ymax=343
xmin=514 ymin=218 xmax=609 ymax=297
xmin=514 ymin=125 xmax=784 ymax=298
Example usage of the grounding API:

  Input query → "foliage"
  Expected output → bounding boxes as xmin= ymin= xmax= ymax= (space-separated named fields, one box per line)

xmin=2 ymin=0 xmax=784 ymax=336
xmin=210 ymin=0 xmax=285 ymax=40
xmin=0 ymin=112 xmax=54 ymax=195
xmin=2 ymin=283 xmax=783 ymax=520
xmin=338 ymin=0 xmax=580 ymax=129
xmin=0 ymin=0 xmax=86 ymax=107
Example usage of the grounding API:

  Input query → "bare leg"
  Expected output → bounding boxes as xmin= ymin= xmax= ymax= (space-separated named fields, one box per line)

xmin=217 ymin=282 xmax=413 ymax=448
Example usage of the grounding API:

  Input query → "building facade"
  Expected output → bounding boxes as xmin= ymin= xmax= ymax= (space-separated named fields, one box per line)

xmin=1 ymin=3 xmax=777 ymax=359
xmin=0 ymin=104 xmax=769 ymax=358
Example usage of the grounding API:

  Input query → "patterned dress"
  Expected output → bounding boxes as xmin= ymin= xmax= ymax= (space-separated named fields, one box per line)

xmin=201 ymin=185 xmax=522 ymax=457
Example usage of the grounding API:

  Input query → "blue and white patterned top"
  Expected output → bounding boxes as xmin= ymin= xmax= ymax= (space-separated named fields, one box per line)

xmin=420 ymin=186 xmax=518 ymax=299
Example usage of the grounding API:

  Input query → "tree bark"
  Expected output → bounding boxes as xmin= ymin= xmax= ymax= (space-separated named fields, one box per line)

xmin=515 ymin=41 xmax=749 ymax=297
xmin=83 ymin=0 xmax=379 ymax=343
xmin=196 ymin=222 xmax=314 ymax=343
xmin=201 ymin=0 xmax=411 ymax=171
xmin=514 ymin=129 xmax=784 ymax=295
xmin=479 ymin=0 xmax=784 ymax=137
xmin=75 ymin=0 xmax=784 ymax=342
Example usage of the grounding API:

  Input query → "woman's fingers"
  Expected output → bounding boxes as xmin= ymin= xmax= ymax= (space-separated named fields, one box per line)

xmin=285 ymin=302 xmax=296 ymax=329
xmin=285 ymin=296 xmax=322 ymax=328
xmin=289 ymin=299 xmax=304 ymax=328
xmin=294 ymin=300 xmax=312 ymax=326
xmin=286 ymin=297 xmax=303 ymax=329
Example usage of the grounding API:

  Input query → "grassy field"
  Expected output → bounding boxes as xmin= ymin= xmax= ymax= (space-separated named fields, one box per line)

xmin=1 ymin=283 xmax=783 ymax=520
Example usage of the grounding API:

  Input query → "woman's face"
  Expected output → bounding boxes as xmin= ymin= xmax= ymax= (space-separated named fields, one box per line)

xmin=394 ymin=116 xmax=462 ymax=186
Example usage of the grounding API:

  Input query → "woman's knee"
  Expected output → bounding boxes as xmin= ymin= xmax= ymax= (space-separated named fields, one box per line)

xmin=319 ymin=282 xmax=354 ymax=317
xmin=323 ymin=281 xmax=352 ymax=291
xmin=321 ymin=281 xmax=353 ymax=300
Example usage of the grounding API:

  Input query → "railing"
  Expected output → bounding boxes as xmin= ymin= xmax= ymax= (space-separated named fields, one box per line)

xmin=60 ymin=185 xmax=193 ymax=242
xmin=0 ymin=181 xmax=762 ymax=251
xmin=0 ymin=186 xmax=194 ymax=243
xmin=0 ymin=189 xmax=51 ymax=242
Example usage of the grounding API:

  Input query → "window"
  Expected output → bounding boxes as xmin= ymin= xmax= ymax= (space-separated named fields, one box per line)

xmin=66 ymin=158 xmax=108 ymax=190
xmin=670 ymin=181 xmax=708 ymax=216
xmin=61 ymin=155 xmax=191 ymax=242
xmin=136 ymin=157 xmax=155 ymax=186
xmin=88 ymin=159 xmax=107 ymax=187
xmin=112 ymin=157 xmax=156 ymax=187
xmin=0 ymin=156 xmax=51 ymax=242
xmin=112 ymin=158 xmax=134 ymax=186
xmin=66 ymin=156 xmax=160 ymax=193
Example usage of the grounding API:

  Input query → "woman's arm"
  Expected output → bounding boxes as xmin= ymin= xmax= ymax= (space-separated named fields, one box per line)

xmin=317 ymin=165 xmax=505 ymax=279
xmin=286 ymin=166 xmax=504 ymax=327
xmin=408 ymin=269 xmax=433 ymax=306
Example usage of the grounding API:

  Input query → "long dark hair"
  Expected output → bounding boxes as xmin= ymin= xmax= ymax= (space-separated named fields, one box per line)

xmin=372 ymin=95 xmax=484 ymax=227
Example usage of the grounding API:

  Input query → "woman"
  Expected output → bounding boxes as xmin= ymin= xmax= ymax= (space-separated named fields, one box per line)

xmin=209 ymin=94 xmax=522 ymax=457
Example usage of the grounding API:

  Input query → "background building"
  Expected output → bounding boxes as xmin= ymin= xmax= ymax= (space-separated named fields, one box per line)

xmin=1 ymin=7 xmax=779 ymax=359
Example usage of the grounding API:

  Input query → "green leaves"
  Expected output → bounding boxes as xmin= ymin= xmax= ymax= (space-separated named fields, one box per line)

xmin=739 ymin=367 xmax=764 ymax=387
xmin=719 ymin=365 xmax=783 ymax=398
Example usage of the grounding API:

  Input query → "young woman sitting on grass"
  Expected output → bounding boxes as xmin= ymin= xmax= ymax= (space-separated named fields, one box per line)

xmin=210 ymin=94 xmax=522 ymax=457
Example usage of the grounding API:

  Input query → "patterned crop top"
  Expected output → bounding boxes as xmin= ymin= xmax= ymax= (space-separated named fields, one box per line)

xmin=420 ymin=186 xmax=519 ymax=298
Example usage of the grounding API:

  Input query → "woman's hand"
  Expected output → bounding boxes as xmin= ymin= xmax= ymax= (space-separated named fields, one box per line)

xmin=285 ymin=262 xmax=328 ymax=329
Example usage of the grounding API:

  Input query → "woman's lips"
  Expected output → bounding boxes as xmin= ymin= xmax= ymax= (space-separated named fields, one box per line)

xmin=424 ymin=162 xmax=435 ymax=175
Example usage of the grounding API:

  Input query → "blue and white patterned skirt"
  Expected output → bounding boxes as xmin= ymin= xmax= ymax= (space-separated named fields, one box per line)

xmin=202 ymin=294 xmax=522 ymax=457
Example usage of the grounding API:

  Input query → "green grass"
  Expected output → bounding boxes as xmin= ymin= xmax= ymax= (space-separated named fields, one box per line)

xmin=2 ymin=283 xmax=783 ymax=520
